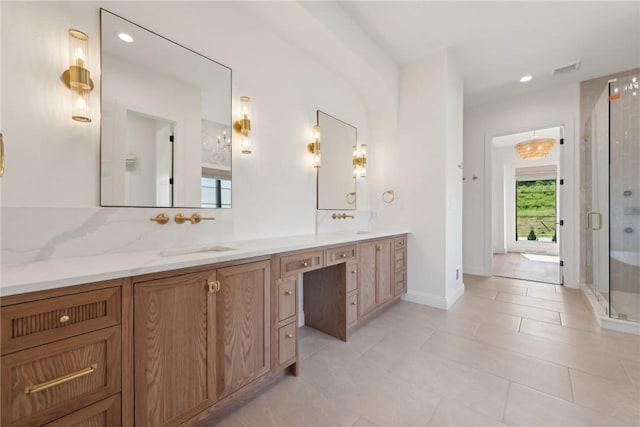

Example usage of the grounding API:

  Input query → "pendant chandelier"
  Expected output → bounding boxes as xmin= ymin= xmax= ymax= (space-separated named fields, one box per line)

xmin=514 ymin=137 xmax=555 ymax=160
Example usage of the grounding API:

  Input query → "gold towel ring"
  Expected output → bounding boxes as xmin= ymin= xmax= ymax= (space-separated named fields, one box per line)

xmin=346 ymin=192 xmax=356 ymax=205
xmin=382 ymin=189 xmax=395 ymax=204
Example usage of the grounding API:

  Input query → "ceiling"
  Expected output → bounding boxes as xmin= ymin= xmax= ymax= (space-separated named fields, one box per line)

xmin=338 ymin=1 xmax=640 ymax=107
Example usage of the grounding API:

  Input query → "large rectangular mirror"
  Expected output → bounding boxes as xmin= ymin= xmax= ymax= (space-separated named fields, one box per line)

xmin=100 ymin=9 xmax=232 ymax=208
xmin=317 ymin=111 xmax=357 ymax=210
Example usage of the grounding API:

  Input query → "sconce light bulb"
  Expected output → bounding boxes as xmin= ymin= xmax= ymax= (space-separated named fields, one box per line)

xmin=74 ymin=48 xmax=85 ymax=66
xmin=313 ymin=125 xmax=321 ymax=141
xmin=241 ymin=136 xmax=252 ymax=154
xmin=313 ymin=153 xmax=321 ymax=168
xmin=239 ymin=96 xmax=251 ymax=119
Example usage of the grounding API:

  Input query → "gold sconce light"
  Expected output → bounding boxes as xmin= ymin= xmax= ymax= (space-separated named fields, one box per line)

xmin=233 ymin=96 xmax=252 ymax=154
xmin=61 ymin=29 xmax=94 ymax=123
xmin=307 ymin=125 xmax=321 ymax=168
xmin=353 ymin=144 xmax=367 ymax=178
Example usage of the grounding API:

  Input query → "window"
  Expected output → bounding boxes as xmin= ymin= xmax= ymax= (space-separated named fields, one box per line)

xmin=515 ymin=179 xmax=556 ymax=242
xmin=201 ymin=172 xmax=231 ymax=208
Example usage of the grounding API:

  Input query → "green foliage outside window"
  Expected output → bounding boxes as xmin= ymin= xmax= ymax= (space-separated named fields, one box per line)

xmin=516 ymin=179 xmax=556 ymax=241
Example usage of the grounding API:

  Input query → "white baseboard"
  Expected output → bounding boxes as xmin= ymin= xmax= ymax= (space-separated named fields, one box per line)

xmin=402 ymin=283 xmax=465 ymax=310
xmin=446 ymin=282 xmax=465 ymax=309
xmin=298 ymin=311 xmax=305 ymax=327
xmin=402 ymin=291 xmax=447 ymax=309
xmin=463 ymin=265 xmax=489 ymax=276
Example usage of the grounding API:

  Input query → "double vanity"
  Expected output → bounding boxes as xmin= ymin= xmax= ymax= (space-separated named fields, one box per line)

xmin=0 ymin=231 xmax=407 ymax=427
xmin=1 ymin=6 xmax=404 ymax=427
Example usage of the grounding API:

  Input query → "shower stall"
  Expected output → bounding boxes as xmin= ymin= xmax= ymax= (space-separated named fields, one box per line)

xmin=583 ymin=71 xmax=640 ymax=326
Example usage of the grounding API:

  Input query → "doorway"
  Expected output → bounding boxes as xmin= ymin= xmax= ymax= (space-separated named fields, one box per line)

xmin=491 ymin=126 xmax=563 ymax=285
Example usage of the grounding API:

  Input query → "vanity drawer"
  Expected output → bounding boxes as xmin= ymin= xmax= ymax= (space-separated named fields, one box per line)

xmin=277 ymin=277 xmax=297 ymax=323
xmin=1 ymin=287 xmax=121 ymax=355
xmin=278 ymin=323 xmax=297 ymax=365
xmin=325 ymin=244 xmax=357 ymax=266
xmin=43 ymin=394 xmax=121 ymax=427
xmin=1 ymin=326 xmax=121 ymax=427
xmin=394 ymin=236 xmax=406 ymax=250
xmin=280 ymin=250 xmax=324 ymax=277
xmin=346 ymin=260 xmax=358 ymax=293
xmin=395 ymin=271 xmax=407 ymax=296
xmin=395 ymin=249 xmax=406 ymax=271
xmin=347 ymin=293 xmax=358 ymax=327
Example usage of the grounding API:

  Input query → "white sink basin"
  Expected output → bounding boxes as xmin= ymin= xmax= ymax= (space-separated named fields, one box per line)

xmin=159 ymin=245 xmax=235 ymax=257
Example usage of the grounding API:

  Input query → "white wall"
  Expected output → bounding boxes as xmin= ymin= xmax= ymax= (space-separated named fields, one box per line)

xmin=392 ymin=51 xmax=464 ymax=309
xmin=463 ymin=83 xmax=581 ymax=287
xmin=0 ymin=1 xmax=380 ymax=264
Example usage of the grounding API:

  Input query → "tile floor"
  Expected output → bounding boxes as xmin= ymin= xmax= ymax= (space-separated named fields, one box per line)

xmin=213 ymin=275 xmax=640 ymax=427
xmin=493 ymin=252 xmax=561 ymax=284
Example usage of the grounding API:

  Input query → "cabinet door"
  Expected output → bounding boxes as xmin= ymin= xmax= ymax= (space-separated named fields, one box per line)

xmin=134 ymin=270 xmax=216 ymax=427
xmin=359 ymin=241 xmax=377 ymax=316
xmin=375 ymin=239 xmax=393 ymax=305
xmin=215 ymin=260 xmax=271 ymax=400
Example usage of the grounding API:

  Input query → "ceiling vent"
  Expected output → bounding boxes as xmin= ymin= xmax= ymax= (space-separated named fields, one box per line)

xmin=552 ymin=61 xmax=580 ymax=76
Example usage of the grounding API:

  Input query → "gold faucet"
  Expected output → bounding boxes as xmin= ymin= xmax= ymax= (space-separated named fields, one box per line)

xmin=175 ymin=213 xmax=216 ymax=224
xmin=332 ymin=213 xmax=355 ymax=220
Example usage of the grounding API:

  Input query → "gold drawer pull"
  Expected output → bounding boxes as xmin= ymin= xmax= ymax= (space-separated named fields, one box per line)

xmin=59 ymin=314 xmax=70 ymax=324
xmin=25 ymin=363 xmax=98 ymax=394
xmin=351 ymin=270 xmax=357 ymax=274
xmin=284 ymin=289 xmax=293 ymax=296
xmin=399 ymin=241 xmax=405 ymax=246
xmin=340 ymin=253 xmax=347 ymax=258
xmin=375 ymin=245 xmax=381 ymax=252
xmin=208 ymin=280 xmax=221 ymax=293
xmin=302 ymin=261 xmax=309 ymax=267
xmin=351 ymin=301 xmax=357 ymax=305
xmin=285 ymin=332 xmax=293 ymax=339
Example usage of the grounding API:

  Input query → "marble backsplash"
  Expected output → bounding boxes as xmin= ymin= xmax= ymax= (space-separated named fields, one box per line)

xmin=1 ymin=207 xmax=235 ymax=266
xmin=315 ymin=210 xmax=371 ymax=234
xmin=1 ymin=207 xmax=373 ymax=266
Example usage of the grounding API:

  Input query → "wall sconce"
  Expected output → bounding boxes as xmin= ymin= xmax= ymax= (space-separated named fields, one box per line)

xmin=61 ymin=29 xmax=94 ymax=123
xmin=233 ymin=96 xmax=252 ymax=154
xmin=307 ymin=125 xmax=321 ymax=168
xmin=353 ymin=144 xmax=367 ymax=178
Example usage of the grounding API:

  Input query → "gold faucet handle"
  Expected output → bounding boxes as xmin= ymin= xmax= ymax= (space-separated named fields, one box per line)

xmin=150 ymin=213 xmax=169 ymax=224
xmin=190 ymin=213 xmax=215 ymax=224
xmin=174 ymin=213 xmax=188 ymax=224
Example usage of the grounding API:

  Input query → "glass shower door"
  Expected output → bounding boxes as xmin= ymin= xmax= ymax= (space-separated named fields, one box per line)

xmin=608 ymin=75 xmax=640 ymax=322
xmin=588 ymin=85 xmax=610 ymax=308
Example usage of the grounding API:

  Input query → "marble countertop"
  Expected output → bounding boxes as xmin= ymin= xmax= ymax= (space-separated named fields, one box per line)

xmin=0 ymin=230 xmax=408 ymax=297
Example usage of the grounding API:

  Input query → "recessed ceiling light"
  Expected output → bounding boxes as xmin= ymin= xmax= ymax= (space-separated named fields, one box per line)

xmin=118 ymin=32 xmax=134 ymax=43
xmin=520 ymin=75 xmax=532 ymax=83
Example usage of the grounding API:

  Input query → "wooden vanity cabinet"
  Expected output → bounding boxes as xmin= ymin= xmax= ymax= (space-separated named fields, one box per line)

xmin=394 ymin=236 xmax=408 ymax=296
xmin=0 ymin=281 xmax=123 ymax=427
xmin=358 ymin=238 xmax=393 ymax=318
xmin=133 ymin=259 xmax=271 ymax=427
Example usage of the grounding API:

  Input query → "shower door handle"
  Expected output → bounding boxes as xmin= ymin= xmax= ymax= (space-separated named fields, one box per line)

xmin=586 ymin=211 xmax=602 ymax=230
